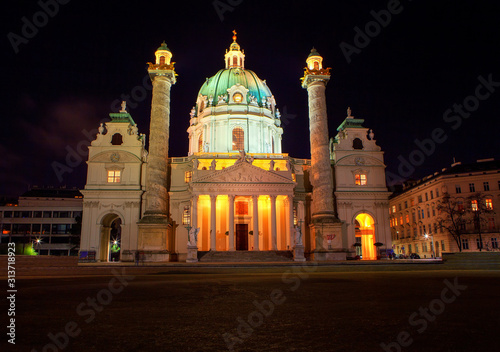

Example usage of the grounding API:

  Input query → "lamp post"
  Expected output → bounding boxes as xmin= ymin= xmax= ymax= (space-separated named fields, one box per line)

xmin=424 ymin=233 xmax=435 ymax=258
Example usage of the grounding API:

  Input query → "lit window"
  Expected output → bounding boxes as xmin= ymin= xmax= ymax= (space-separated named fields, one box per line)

xmin=355 ymin=174 xmax=367 ymax=185
xmin=392 ymin=205 xmax=396 ymax=213
xmin=406 ymin=214 xmax=410 ymax=223
xmin=184 ymin=171 xmax=192 ymax=183
xmin=293 ymin=208 xmax=298 ymax=226
xmin=485 ymin=198 xmax=493 ymax=210
xmin=107 ymin=170 xmax=121 ymax=183
xmin=232 ymin=127 xmax=244 ymax=151
xmin=233 ymin=93 xmax=243 ymax=103
xmin=182 ymin=206 xmax=190 ymax=225
xmin=400 ymin=216 xmax=403 ymax=225
xmin=471 ymin=200 xmax=478 ymax=212
xmin=236 ymin=201 xmax=248 ymax=215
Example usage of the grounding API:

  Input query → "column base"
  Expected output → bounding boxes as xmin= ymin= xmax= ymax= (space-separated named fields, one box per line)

xmin=137 ymin=220 xmax=171 ymax=260
xmin=310 ymin=222 xmax=344 ymax=251
xmin=186 ymin=245 xmax=198 ymax=263
xmin=293 ymin=245 xmax=306 ymax=262
xmin=311 ymin=249 xmax=347 ymax=261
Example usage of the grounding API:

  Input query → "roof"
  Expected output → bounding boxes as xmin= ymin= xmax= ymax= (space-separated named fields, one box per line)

xmin=109 ymin=111 xmax=136 ymax=125
xmin=198 ymin=68 xmax=272 ymax=106
xmin=337 ymin=117 xmax=365 ymax=131
xmin=157 ymin=41 xmax=170 ymax=52
xmin=20 ymin=188 xmax=83 ymax=199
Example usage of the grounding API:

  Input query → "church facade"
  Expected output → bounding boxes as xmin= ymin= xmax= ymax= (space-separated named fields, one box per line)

xmin=79 ymin=34 xmax=392 ymax=262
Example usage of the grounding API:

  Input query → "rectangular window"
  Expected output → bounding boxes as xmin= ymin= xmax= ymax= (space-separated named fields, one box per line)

xmin=2 ymin=224 xmax=11 ymax=235
xmin=492 ymin=238 xmax=498 ymax=249
xmin=32 ymin=224 xmax=41 ymax=234
xmin=184 ymin=171 xmax=192 ymax=183
xmin=425 ymin=193 xmax=429 ymax=201
xmin=406 ymin=214 xmax=410 ymax=223
xmin=413 ymin=227 xmax=417 ymax=238
xmin=430 ymin=191 xmax=434 ymax=199
xmin=476 ymin=238 xmax=483 ymax=250
xmin=182 ymin=206 xmax=190 ymax=225
xmin=355 ymin=174 xmax=367 ymax=185
xmin=441 ymin=240 xmax=445 ymax=251
xmin=469 ymin=183 xmax=475 ymax=192
xmin=421 ymin=209 xmax=425 ymax=219
xmin=418 ymin=195 xmax=422 ymax=203
xmin=483 ymin=182 xmax=490 ymax=191
xmin=409 ymin=244 xmax=412 ymax=253
xmin=404 ymin=201 xmax=408 ymax=209
xmin=436 ymin=189 xmax=440 ymax=197
xmin=415 ymin=244 xmax=419 ymax=253
xmin=455 ymin=185 xmax=461 ymax=194
xmin=411 ymin=199 xmax=415 ymax=207
xmin=41 ymin=224 xmax=51 ymax=234
xmin=432 ymin=206 xmax=436 ymax=217
xmin=33 ymin=211 xmax=42 ymax=218
xmin=392 ymin=205 xmax=396 ymax=213
xmin=471 ymin=200 xmax=478 ymax=212
xmin=485 ymin=198 xmax=493 ymax=210
xmin=43 ymin=211 xmax=52 ymax=218
xmin=412 ymin=213 xmax=416 ymax=223
xmin=107 ymin=170 xmax=121 ymax=183
xmin=3 ymin=211 xmax=13 ymax=218
xmin=422 ymin=243 xmax=427 ymax=252
xmin=462 ymin=238 xmax=469 ymax=250
xmin=400 ymin=216 xmax=403 ymax=225
xmin=488 ymin=218 xmax=495 ymax=230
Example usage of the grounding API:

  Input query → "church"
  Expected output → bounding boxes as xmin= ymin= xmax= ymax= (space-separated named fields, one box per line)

xmin=79 ymin=32 xmax=392 ymax=262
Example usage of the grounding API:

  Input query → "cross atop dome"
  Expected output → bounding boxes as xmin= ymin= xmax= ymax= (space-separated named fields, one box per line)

xmin=225 ymin=30 xmax=245 ymax=69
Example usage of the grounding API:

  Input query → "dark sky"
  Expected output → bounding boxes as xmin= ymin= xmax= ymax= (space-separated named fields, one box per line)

xmin=1 ymin=0 xmax=499 ymax=196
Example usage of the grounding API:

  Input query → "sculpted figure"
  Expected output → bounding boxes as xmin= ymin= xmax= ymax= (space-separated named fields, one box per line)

xmin=294 ymin=226 xmax=303 ymax=246
xmin=188 ymin=227 xmax=200 ymax=246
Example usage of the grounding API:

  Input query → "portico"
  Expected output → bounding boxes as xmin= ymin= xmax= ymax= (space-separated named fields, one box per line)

xmin=189 ymin=158 xmax=296 ymax=252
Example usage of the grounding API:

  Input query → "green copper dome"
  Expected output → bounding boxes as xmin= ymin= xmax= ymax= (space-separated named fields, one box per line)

xmin=157 ymin=41 xmax=170 ymax=52
xmin=198 ymin=68 xmax=272 ymax=106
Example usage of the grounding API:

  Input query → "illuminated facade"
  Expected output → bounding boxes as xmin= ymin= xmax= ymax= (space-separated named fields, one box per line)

xmin=390 ymin=159 xmax=500 ymax=257
xmin=79 ymin=34 xmax=391 ymax=262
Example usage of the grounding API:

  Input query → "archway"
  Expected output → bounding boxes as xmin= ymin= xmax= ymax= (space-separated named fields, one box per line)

xmin=100 ymin=213 xmax=122 ymax=262
xmin=355 ymin=213 xmax=376 ymax=260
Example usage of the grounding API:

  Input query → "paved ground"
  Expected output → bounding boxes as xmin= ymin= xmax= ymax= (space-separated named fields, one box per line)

xmin=3 ymin=264 xmax=500 ymax=352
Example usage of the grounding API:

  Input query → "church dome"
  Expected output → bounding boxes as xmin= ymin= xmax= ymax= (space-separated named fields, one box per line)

xmin=198 ymin=68 xmax=272 ymax=107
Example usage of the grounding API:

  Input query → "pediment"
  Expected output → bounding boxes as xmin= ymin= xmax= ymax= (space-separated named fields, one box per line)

xmin=193 ymin=161 xmax=295 ymax=184
xmin=335 ymin=154 xmax=384 ymax=167
xmin=90 ymin=151 xmax=141 ymax=163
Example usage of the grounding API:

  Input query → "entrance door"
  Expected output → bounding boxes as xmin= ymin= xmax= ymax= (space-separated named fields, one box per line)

xmin=235 ymin=224 xmax=248 ymax=250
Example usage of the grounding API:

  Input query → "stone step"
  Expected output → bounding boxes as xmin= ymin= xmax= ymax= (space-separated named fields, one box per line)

xmin=443 ymin=252 xmax=500 ymax=264
xmin=198 ymin=250 xmax=294 ymax=262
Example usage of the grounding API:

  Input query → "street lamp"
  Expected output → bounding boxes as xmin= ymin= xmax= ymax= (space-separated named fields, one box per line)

xmin=424 ymin=233 xmax=435 ymax=258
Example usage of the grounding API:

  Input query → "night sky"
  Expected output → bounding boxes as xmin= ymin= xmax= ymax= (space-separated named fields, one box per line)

xmin=2 ymin=0 xmax=499 ymax=197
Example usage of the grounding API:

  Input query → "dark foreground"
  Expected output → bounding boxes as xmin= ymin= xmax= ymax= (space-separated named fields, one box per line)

xmin=3 ymin=265 xmax=500 ymax=352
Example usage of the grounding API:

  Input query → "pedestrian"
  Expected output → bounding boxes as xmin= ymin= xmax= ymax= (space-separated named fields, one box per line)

xmin=135 ymin=251 xmax=140 ymax=266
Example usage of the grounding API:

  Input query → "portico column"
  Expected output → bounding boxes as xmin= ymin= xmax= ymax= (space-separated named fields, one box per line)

xmin=252 ymin=195 xmax=259 ymax=251
xmin=228 ymin=195 xmax=235 ymax=251
xmin=270 ymin=195 xmax=277 ymax=250
xmin=210 ymin=195 xmax=217 ymax=251
xmin=288 ymin=195 xmax=294 ymax=248
xmin=191 ymin=195 xmax=198 ymax=230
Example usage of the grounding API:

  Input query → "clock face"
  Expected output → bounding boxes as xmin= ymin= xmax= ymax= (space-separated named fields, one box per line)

xmin=233 ymin=93 xmax=243 ymax=103
xmin=110 ymin=153 xmax=120 ymax=162
xmin=354 ymin=157 xmax=365 ymax=166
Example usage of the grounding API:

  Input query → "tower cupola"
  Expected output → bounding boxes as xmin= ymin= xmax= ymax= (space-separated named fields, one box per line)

xmin=306 ymin=47 xmax=323 ymax=71
xmin=224 ymin=30 xmax=245 ymax=69
xmin=155 ymin=41 xmax=172 ymax=66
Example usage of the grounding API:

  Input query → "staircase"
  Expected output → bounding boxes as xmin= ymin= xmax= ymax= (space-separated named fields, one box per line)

xmin=198 ymin=250 xmax=294 ymax=262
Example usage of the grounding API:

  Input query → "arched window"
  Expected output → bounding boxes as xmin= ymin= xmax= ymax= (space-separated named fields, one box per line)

xmin=111 ymin=133 xmax=123 ymax=145
xmin=232 ymin=127 xmax=244 ymax=151
xmin=182 ymin=206 xmax=190 ymax=225
xmin=233 ymin=56 xmax=238 ymax=66
xmin=198 ymin=134 xmax=203 ymax=152
xmin=159 ymin=56 xmax=165 ymax=65
xmin=313 ymin=61 xmax=319 ymax=70
xmin=353 ymin=138 xmax=363 ymax=150
xmin=199 ymin=101 xmax=205 ymax=113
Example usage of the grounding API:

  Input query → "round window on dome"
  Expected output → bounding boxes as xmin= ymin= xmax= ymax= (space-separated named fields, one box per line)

xmin=233 ymin=93 xmax=243 ymax=104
